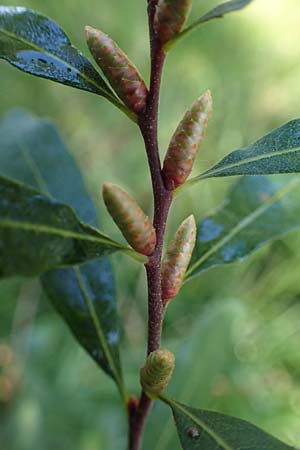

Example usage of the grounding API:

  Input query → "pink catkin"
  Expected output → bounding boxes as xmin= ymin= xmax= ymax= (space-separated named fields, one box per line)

xmin=154 ymin=0 xmax=192 ymax=44
xmin=102 ymin=183 xmax=156 ymax=256
xmin=85 ymin=26 xmax=148 ymax=113
xmin=161 ymin=215 xmax=196 ymax=303
xmin=162 ymin=90 xmax=212 ymax=190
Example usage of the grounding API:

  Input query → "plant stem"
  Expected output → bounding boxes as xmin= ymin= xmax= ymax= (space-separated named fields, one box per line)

xmin=128 ymin=2 xmax=173 ymax=449
xmin=128 ymin=393 xmax=152 ymax=450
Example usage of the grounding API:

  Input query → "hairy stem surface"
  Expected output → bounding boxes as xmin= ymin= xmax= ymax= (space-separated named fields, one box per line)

xmin=128 ymin=2 xmax=173 ymax=450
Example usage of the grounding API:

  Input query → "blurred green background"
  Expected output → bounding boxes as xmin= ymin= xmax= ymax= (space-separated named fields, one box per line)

xmin=1 ymin=0 xmax=300 ymax=449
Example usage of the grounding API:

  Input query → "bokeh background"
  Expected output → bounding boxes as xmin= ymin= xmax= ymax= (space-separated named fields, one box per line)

xmin=1 ymin=0 xmax=300 ymax=449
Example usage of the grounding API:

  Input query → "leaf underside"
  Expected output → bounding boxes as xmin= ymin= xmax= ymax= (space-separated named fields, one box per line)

xmin=186 ymin=175 xmax=300 ymax=281
xmin=0 ymin=110 xmax=124 ymax=392
xmin=189 ymin=119 xmax=300 ymax=185
xmin=162 ymin=397 xmax=295 ymax=450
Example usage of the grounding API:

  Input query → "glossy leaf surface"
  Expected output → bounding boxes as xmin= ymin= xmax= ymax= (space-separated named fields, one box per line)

xmin=0 ymin=7 xmax=128 ymax=110
xmin=167 ymin=0 xmax=254 ymax=49
xmin=0 ymin=175 xmax=123 ymax=278
xmin=0 ymin=111 xmax=125 ymax=396
xmin=161 ymin=396 xmax=295 ymax=450
xmin=185 ymin=175 xmax=300 ymax=281
xmin=187 ymin=120 xmax=300 ymax=186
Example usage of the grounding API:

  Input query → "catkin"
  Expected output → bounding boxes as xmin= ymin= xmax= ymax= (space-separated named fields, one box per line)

xmin=161 ymin=215 xmax=196 ymax=303
xmin=162 ymin=90 xmax=212 ymax=190
xmin=102 ymin=183 xmax=156 ymax=256
xmin=154 ymin=0 xmax=192 ymax=44
xmin=85 ymin=26 xmax=148 ymax=113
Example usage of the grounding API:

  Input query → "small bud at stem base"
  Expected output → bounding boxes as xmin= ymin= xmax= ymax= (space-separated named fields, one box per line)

xmin=140 ymin=349 xmax=175 ymax=397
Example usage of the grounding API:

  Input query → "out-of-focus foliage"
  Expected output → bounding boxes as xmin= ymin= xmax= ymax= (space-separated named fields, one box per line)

xmin=1 ymin=0 xmax=300 ymax=449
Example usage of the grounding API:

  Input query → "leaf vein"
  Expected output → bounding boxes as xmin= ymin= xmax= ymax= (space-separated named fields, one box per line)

xmin=0 ymin=27 xmax=115 ymax=100
xmin=197 ymin=145 xmax=300 ymax=182
xmin=0 ymin=218 xmax=120 ymax=246
xmin=73 ymin=267 xmax=127 ymax=403
xmin=162 ymin=396 xmax=233 ymax=450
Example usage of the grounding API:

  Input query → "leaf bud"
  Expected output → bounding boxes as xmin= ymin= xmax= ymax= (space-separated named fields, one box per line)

xmin=161 ymin=215 xmax=196 ymax=303
xmin=162 ymin=90 xmax=212 ymax=190
xmin=140 ymin=349 xmax=175 ymax=397
xmin=154 ymin=0 xmax=192 ymax=44
xmin=102 ymin=183 xmax=156 ymax=256
xmin=127 ymin=395 xmax=139 ymax=416
xmin=85 ymin=26 xmax=148 ymax=113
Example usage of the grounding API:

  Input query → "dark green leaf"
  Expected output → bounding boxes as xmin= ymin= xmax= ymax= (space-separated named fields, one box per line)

xmin=0 ymin=175 xmax=125 ymax=278
xmin=161 ymin=396 xmax=295 ymax=450
xmin=0 ymin=111 xmax=126 ymax=398
xmin=185 ymin=175 xmax=300 ymax=282
xmin=186 ymin=120 xmax=300 ymax=186
xmin=0 ymin=7 xmax=135 ymax=120
xmin=166 ymin=0 xmax=254 ymax=49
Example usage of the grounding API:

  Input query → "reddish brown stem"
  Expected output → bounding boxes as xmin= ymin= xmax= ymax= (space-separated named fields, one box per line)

xmin=127 ymin=2 xmax=173 ymax=450
xmin=128 ymin=393 xmax=152 ymax=450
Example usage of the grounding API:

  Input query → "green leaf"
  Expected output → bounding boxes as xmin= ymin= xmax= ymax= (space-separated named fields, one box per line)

xmin=186 ymin=120 xmax=300 ymax=187
xmin=166 ymin=0 xmax=254 ymax=50
xmin=0 ymin=7 xmax=135 ymax=121
xmin=0 ymin=111 xmax=127 ymax=399
xmin=185 ymin=175 xmax=300 ymax=282
xmin=160 ymin=396 xmax=295 ymax=450
xmin=0 ymin=175 xmax=125 ymax=278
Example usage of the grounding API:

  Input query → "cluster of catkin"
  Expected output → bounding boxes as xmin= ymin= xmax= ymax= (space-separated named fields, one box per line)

xmin=85 ymin=0 xmax=212 ymax=394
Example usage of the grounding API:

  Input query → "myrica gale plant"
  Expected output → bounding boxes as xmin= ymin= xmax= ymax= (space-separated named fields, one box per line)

xmin=1 ymin=1 xmax=300 ymax=449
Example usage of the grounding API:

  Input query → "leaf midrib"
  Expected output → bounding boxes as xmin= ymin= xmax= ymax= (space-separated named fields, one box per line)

xmin=190 ymin=144 xmax=300 ymax=184
xmin=185 ymin=177 xmax=300 ymax=280
xmin=0 ymin=27 xmax=115 ymax=100
xmin=161 ymin=396 xmax=233 ymax=450
xmin=14 ymin=144 xmax=127 ymax=402
xmin=0 ymin=217 xmax=122 ymax=247
xmin=74 ymin=267 xmax=127 ymax=402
